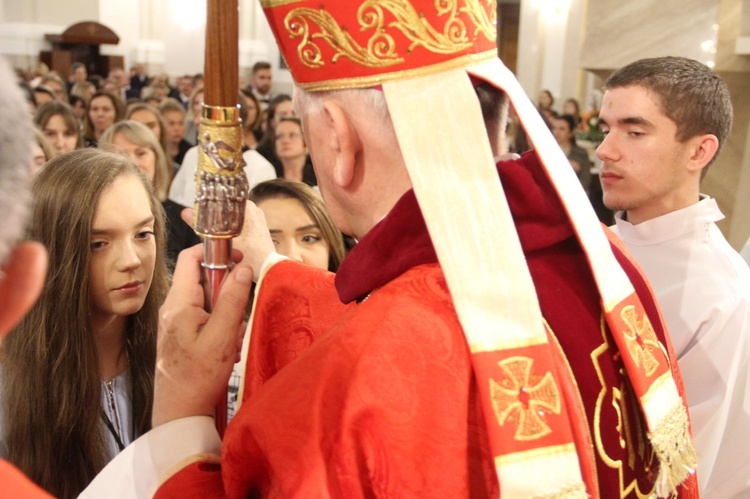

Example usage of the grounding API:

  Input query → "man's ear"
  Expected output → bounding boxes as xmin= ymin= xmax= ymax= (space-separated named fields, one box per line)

xmin=0 ymin=241 xmax=47 ymax=338
xmin=687 ymin=134 xmax=720 ymax=174
xmin=323 ymin=99 xmax=362 ymax=188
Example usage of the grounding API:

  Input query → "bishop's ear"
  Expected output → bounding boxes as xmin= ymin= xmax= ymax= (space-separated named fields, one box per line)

xmin=323 ymin=99 xmax=362 ymax=188
xmin=0 ymin=242 xmax=47 ymax=338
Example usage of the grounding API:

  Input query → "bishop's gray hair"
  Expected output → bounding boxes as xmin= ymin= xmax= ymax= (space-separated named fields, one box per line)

xmin=0 ymin=57 xmax=33 ymax=266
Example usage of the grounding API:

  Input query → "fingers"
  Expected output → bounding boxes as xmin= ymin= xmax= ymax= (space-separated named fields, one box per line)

xmin=181 ymin=208 xmax=195 ymax=228
xmin=200 ymin=264 xmax=254 ymax=359
xmin=166 ymin=244 xmax=206 ymax=309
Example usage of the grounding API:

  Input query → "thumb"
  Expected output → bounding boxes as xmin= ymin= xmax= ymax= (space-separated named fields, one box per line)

xmin=202 ymin=264 xmax=253 ymax=352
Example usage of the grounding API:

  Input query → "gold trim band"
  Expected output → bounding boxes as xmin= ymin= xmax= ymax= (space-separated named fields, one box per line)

xmin=261 ymin=0 xmax=304 ymax=7
xmin=296 ymin=50 xmax=498 ymax=92
xmin=202 ymin=105 xmax=240 ymax=123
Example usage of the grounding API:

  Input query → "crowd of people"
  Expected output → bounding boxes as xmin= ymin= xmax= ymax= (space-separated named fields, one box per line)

xmin=0 ymin=2 xmax=749 ymax=497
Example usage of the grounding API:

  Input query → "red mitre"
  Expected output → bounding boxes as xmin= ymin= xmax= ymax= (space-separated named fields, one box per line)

xmin=259 ymin=0 xmax=497 ymax=91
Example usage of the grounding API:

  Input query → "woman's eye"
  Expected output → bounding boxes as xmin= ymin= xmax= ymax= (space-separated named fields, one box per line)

xmin=136 ymin=230 xmax=154 ymax=240
xmin=90 ymin=241 xmax=106 ymax=251
xmin=301 ymin=234 xmax=321 ymax=244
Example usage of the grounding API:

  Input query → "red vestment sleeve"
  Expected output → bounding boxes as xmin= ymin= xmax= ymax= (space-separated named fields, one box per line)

xmin=243 ymin=260 xmax=355 ymax=400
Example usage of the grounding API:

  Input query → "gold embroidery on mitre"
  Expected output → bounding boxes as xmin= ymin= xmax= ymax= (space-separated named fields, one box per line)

xmin=490 ymin=357 xmax=561 ymax=441
xmin=284 ymin=0 xmax=496 ymax=69
xmin=620 ymin=305 xmax=660 ymax=377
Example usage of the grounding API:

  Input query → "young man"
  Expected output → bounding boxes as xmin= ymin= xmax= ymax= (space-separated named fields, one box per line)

xmin=86 ymin=3 xmax=698 ymax=498
xmin=246 ymin=61 xmax=273 ymax=109
xmin=598 ymin=56 xmax=750 ymax=497
xmin=0 ymin=57 xmax=50 ymax=498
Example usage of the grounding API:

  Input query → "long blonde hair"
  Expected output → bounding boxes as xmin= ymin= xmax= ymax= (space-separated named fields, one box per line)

xmin=100 ymin=120 xmax=173 ymax=201
xmin=1 ymin=149 xmax=169 ymax=498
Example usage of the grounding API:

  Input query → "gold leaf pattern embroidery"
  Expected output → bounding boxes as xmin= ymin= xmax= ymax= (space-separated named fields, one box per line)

xmin=490 ymin=357 xmax=561 ymax=441
xmin=620 ymin=305 xmax=660 ymax=377
xmin=283 ymin=0 xmax=496 ymax=69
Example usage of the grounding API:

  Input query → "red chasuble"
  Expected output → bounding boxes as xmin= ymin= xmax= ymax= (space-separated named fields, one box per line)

xmin=156 ymin=151 xmax=696 ymax=498
xmin=0 ymin=460 xmax=53 ymax=498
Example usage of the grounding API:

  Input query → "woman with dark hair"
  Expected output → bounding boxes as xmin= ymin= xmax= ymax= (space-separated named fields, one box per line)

xmin=33 ymin=100 xmax=83 ymax=157
xmin=240 ymin=89 xmax=264 ymax=150
xmin=551 ymin=113 xmax=591 ymax=193
xmin=0 ymin=149 xmax=169 ymax=498
xmin=249 ymin=179 xmax=346 ymax=272
xmin=83 ymin=91 xmax=124 ymax=147
xmin=255 ymin=94 xmax=294 ymax=167
xmin=273 ymin=116 xmax=316 ymax=186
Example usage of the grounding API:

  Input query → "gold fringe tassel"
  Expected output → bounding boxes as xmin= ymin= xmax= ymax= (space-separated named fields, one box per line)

xmin=649 ymin=404 xmax=698 ymax=497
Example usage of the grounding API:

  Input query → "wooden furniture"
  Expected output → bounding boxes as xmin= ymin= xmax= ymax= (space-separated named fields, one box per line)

xmin=40 ymin=21 xmax=124 ymax=79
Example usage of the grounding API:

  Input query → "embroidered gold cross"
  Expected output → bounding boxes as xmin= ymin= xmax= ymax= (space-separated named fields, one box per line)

xmin=620 ymin=305 xmax=660 ymax=377
xmin=490 ymin=357 xmax=561 ymax=441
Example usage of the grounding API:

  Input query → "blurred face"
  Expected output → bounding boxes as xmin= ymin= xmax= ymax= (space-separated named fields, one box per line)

xmin=45 ymin=80 xmax=66 ymax=100
xmin=162 ymin=110 xmax=186 ymax=145
xmin=258 ymin=196 xmax=329 ymax=270
xmin=112 ymin=133 xmax=156 ymax=182
xmin=111 ymin=132 xmax=156 ymax=182
xmin=246 ymin=98 xmax=259 ymax=127
xmin=192 ymin=91 xmax=204 ymax=126
xmin=538 ymin=91 xmax=553 ymax=109
xmin=129 ymin=108 xmax=162 ymax=141
xmin=551 ymin=118 xmax=574 ymax=147
xmin=272 ymin=100 xmax=295 ymax=127
xmin=89 ymin=174 xmax=156 ymax=325
xmin=73 ymin=66 xmax=87 ymax=83
xmin=252 ymin=68 xmax=272 ymax=94
xmin=30 ymin=142 xmax=47 ymax=175
xmin=89 ymin=96 xmax=117 ymax=134
xmin=71 ymin=99 xmax=87 ymax=121
xmin=596 ymin=86 xmax=695 ymax=224
xmin=34 ymin=91 xmax=54 ymax=107
xmin=42 ymin=114 xmax=78 ymax=156
xmin=274 ymin=120 xmax=306 ymax=161
xmin=563 ymin=100 xmax=578 ymax=116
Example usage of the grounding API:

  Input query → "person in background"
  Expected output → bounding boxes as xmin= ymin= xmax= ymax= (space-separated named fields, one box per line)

xmin=551 ymin=113 xmax=591 ymax=193
xmin=598 ymin=56 xmax=750 ymax=497
xmin=274 ymin=116 xmax=316 ymax=186
xmin=125 ymin=103 xmax=171 ymax=167
xmin=32 ymin=85 xmax=55 ymax=107
xmin=255 ymin=93 xmax=295 ymax=168
xmin=1 ymin=148 xmax=169 ymax=498
xmin=68 ymin=94 xmax=87 ymax=123
xmin=250 ymin=179 xmax=346 ymax=272
xmin=159 ymin=98 xmax=192 ymax=166
xmin=84 ymin=91 xmax=123 ymax=147
xmin=240 ymin=90 xmax=264 ymax=150
xmin=562 ymin=98 xmax=582 ymax=127
xmin=67 ymin=62 xmax=87 ymax=92
xmin=183 ymin=85 xmax=204 ymax=146
xmin=30 ymin=128 xmax=55 ymax=175
xmin=39 ymin=74 xmax=68 ymax=102
xmin=33 ymin=100 xmax=83 ymax=158
xmin=245 ymin=61 xmax=273 ymax=109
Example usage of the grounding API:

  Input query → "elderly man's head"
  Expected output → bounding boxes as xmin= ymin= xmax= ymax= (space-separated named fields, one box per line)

xmin=0 ymin=57 xmax=48 ymax=338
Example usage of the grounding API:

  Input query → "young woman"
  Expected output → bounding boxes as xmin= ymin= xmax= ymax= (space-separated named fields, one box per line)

xmin=0 ymin=148 xmax=169 ymax=498
xmin=126 ymin=103 xmax=171 ymax=165
xmin=30 ymin=128 xmax=55 ymax=175
xmin=33 ymin=100 xmax=83 ymax=157
xmin=100 ymin=120 xmax=199 ymax=267
xmin=249 ymin=179 xmax=346 ymax=272
xmin=83 ymin=91 xmax=123 ymax=147
xmin=255 ymin=94 xmax=294 ymax=167
xmin=240 ymin=90 xmax=264 ymax=150
xmin=273 ymin=116 xmax=316 ymax=186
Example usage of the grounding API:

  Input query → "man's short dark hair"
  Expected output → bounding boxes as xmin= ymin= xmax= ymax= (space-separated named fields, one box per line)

xmin=252 ymin=61 xmax=271 ymax=74
xmin=605 ymin=56 xmax=733 ymax=170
